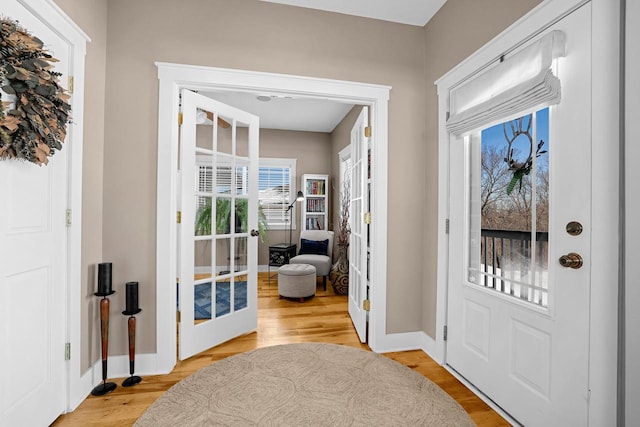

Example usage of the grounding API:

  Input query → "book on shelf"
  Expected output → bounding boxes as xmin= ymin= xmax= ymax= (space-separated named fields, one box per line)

xmin=306 ymin=179 xmax=325 ymax=195
xmin=305 ymin=217 xmax=324 ymax=230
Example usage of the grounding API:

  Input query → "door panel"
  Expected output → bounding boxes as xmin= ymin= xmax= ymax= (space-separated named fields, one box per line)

xmin=179 ymin=90 xmax=259 ymax=359
xmin=446 ymin=5 xmax=591 ymax=425
xmin=0 ymin=3 xmax=70 ymax=425
xmin=348 ymin=107 xmax=369 ymax=342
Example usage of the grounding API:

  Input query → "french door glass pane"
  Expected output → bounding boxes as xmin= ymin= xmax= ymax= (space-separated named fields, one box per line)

xmin=468 ymin=108 xmax=550 ymax=307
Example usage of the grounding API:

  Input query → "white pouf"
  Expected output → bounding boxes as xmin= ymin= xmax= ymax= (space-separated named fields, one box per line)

xmin=278 ymin=263 xmax=316 ymax=302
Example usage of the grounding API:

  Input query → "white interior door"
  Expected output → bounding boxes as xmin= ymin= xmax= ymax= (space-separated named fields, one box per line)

xmin=178 ymin=90 xmax=259 ymax=360
xmin=446 ymin=6 xmax=591 ymax=426
xmin=0 ymin=3 xmax=70 ymax=425
xmin=348 ymin=107 xmax=369 ymax=342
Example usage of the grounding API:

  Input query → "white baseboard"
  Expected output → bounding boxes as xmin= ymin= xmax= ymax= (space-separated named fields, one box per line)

xmin=89 ymin=353 xmax=166 ymax=383
xmin=68 ymin=368 xmax=94 ymax=412
xmin=68 ymin=353 xmax=166 ymax=413
xmin=373 ymin=331 xmax=433 ymax=354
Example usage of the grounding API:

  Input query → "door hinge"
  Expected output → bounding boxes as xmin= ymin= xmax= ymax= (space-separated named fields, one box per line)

xmin=364 ymin=126 xmax=371 ymax=138
xmin=177 ymin=310 xmax=181 ymax=323
xmin=363 ymin=299 xmax=371 ymax=311
xmin=443 ymin=325 xmax=448 ymax=341
xmin=364 ymin=212 xmax=371 ymax=224
xmin=177 ymin=211 xmax=182 ymax=224
xmin=68 ymin=76 xmax=74 ymax=94
xmin=65 ymin=343 xmax=71 ymax=360
xmin=66 ymin=209 xmax=72 ymax=227
xmin=178 ymin=112 xmax=183 ymax=125
xmin=446 ymin=111 xmax=450 ymax=121
xmin=445 ymin=219 xmax=450 ymax=234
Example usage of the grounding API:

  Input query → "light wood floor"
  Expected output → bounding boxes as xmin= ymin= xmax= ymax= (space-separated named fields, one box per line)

xmin=53 ymin=273 xmax=507 ymax=426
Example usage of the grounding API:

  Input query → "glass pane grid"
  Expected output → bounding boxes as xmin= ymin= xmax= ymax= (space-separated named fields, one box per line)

xmin=468 ymin=109 xmax=550 ymax=308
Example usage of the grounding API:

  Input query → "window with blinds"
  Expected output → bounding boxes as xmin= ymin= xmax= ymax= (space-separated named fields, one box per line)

xmin=259 ymin=158 xmax=297 ymax=229
xmin=196 ymin=158 xmax=296 ymax=230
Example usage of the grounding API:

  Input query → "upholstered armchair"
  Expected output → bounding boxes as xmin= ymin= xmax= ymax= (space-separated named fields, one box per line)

xmin=290 ymin=230 xmax=334 ymax=291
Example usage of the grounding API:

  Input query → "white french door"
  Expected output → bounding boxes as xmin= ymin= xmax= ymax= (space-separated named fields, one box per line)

xmin=446 ymin=5 xmax=592 ymax=426
xmin=349 ymin=107 xmax=369 ymax=342
xmin=178 ymin=90 xmax=259 ymax=360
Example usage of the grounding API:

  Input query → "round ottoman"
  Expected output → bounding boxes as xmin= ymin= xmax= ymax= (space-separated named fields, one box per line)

xmin=278 ymin=263 xmax=316 ymax=302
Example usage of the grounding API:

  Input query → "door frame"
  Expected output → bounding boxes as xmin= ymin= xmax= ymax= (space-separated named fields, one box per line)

xmin=155 ymin=63 xmax=391 ymax=371
xmin=435 ymin=0 xmax=620 ymax=423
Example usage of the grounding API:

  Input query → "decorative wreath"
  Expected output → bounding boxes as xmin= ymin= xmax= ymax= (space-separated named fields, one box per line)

xmin=0 ymin=17 xmax=71 ymax=165
xmin=502 ymin=116 xmax=546 ymax=195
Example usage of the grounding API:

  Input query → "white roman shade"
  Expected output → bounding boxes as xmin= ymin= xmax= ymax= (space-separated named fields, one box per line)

xmin=447 ymin=30 xmax=566 ymax=136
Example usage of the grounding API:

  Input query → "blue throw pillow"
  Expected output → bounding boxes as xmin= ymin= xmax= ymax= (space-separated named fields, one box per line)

xmin=299 ymin=238 xmax=329 ymax=256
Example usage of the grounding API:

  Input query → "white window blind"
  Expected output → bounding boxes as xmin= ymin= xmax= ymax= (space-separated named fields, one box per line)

xmin=447 ymin=30 xmax=566 ymax=136
xmin=195 ymin=157 xmax=296 ymax=229
xmin=196 ymin=164 xmax=212 ymax=209
xmin=259 ymin=158 xmax=296 ymax=229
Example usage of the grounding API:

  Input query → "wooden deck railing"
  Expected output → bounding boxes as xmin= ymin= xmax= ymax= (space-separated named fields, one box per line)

xmin=479 ymin=228 xmax=549 ymax=290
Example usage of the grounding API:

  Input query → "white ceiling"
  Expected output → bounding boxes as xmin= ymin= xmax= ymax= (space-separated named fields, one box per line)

xmin=203 ymin=1 xmax=448 ymax=133
xmin=260 ymin=0 xmax=447 ymax=27
xmin=203 ymin=90 xmax=355 ymax=133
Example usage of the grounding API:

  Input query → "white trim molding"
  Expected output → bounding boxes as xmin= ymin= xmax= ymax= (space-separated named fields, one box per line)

xmin=435 ymin=0 xmax=620 ymax=424
xmin=155 ymin=63 xmax=391 ymax=372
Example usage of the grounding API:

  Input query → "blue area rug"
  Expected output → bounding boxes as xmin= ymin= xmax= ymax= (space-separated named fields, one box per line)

xmin=194 ymin=281 xmax=247 ymax=319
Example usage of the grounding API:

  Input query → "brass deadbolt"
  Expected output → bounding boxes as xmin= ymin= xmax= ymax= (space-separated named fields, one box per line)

xmin=566 ymin=221 xmax=583 ymax=236
xmin=559 ymin=253 xmax=583 ymax=269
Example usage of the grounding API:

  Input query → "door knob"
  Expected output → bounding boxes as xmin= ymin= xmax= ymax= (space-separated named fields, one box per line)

xmin=250 ymin=229 xmax=260 ymax=237
xmin=559 ymin=253 xmax=583 ymax=269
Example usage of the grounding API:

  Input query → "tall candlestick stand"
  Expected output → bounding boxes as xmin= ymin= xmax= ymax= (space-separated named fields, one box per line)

xmin=122 ymin=281 xmax=142 ymax=387
xmin=91 ymin=293 xmax=117 ymax=396
xmin=92 ymin=262 xmax=117 ymax=396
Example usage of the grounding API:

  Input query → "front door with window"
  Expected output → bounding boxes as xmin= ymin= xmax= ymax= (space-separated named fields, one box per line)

xmin=178 ymin=90 xmax=259 ymax=360
xmin=446 ymin=5 xmax=592 ymax=425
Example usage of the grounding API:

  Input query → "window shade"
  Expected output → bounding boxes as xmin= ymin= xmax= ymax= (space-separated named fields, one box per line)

xmin=447 ymin=30 xmax=566 ymax=136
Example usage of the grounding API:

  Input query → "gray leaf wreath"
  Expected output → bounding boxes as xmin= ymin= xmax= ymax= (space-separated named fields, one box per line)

xmin=0 ymin=17 xmax=71 ymax=165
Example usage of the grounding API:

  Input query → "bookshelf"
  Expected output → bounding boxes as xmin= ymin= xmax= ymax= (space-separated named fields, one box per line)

xmin=301 ymin=174 xmax=329 ymax=231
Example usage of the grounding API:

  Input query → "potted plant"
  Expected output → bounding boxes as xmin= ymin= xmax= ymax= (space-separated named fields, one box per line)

xmin=195 ymin=198 xmax=268 ymax=242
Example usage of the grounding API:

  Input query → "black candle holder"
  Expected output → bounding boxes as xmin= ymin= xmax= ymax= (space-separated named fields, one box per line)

xmin=121 ymin=308 xmax=142 ymax=387
xmin=122 ymin=281 xmax=142 ymax=387
xmin=91 ymin=289 xmax=117 ymax=396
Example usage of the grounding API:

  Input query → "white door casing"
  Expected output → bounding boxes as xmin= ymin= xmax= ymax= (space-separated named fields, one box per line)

xmin=156 ymin=64 xmax=391 ymax=370
xmin=438 ymin=0 xmax=620 ymax=424
xmin=348 ymin=107 xmax=369 ymax=342
xmin=178 ymin=90 xmax=259 ymax=359
xmin=0 ymin=0 xmax=88 ymax=423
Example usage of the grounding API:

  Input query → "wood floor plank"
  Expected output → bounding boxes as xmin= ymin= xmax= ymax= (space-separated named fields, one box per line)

xmin=53 ymin=273 xmax=506 ymax=426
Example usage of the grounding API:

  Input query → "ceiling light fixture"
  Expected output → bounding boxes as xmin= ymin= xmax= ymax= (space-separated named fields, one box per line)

xmin=256 ymin=95 xmax=271 ymax=102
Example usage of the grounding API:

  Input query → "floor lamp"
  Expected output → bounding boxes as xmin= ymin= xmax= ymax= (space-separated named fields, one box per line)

xmin=285 ymin=190 xmax=304 ymax=245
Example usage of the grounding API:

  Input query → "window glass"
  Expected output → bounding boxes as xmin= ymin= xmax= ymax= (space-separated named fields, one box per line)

xmin=196 ymin=158 xmax=297 ymax=230
xmin=467 ymin=108 xmax=550 ymax=307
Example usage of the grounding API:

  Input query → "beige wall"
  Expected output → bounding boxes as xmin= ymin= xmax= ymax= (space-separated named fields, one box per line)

xmin=54 ymin=0 xmax=108 ymax=372
xmin=421 ymin=0 xmax=542 ymax=336
xmin=258 ymin=129 xmax=332 ymax=264
xmin=54 ymin=0 xmax=545 ymax=365
xmin=100 ymin=0 xmax=427 ymax=357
